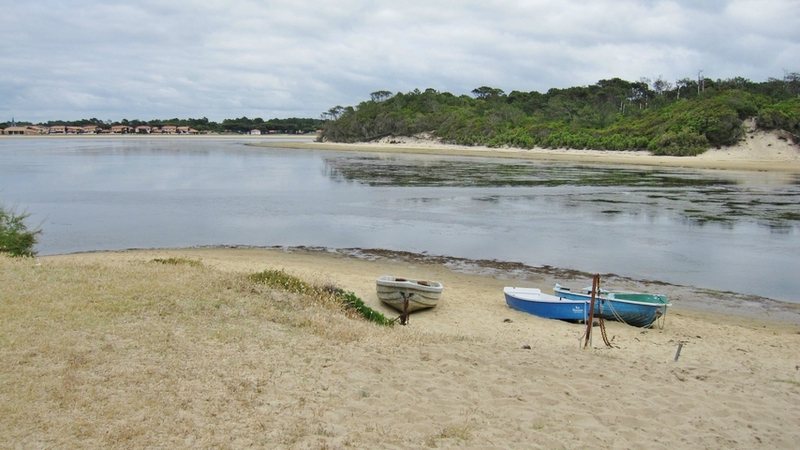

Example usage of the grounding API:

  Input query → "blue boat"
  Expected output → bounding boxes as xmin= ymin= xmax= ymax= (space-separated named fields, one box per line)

xmin=553 ymin=284 xmax=670 ymax=328
xmin=503 ymin=287 xmax=589 ymax=322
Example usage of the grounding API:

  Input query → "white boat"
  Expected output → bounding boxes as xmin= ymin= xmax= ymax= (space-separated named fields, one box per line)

xmin=376 ymin=275 xmax=443 ymax=312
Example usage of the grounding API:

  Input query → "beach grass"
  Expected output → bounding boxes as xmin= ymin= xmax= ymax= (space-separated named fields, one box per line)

xmin=0 ymin=255 xmax=396 ymax=447
xmin=150 ymin=257 xmax=202 ymax=267
xmin=249 ymin=268 xmax=395 ymax=326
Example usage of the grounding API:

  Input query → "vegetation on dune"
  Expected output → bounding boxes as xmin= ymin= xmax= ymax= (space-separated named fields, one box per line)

xmin=0 ymin=205 xmax=41 ymax=257
xmin=249 ymin=269 xmax=394 ymax=326
xmin=319 ymin=73 xmax=800 ymax=156
xmin=150 ymin=257 xmax=202 ymax=267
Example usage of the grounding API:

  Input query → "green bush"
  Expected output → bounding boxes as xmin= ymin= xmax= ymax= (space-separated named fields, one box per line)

xmin=757 ymin=99 xmax=800 ymax=140
xmin=0 ymin=205 xmax=41 ymax=257
xmin=649 ymin=130 xmax=710 ymax=156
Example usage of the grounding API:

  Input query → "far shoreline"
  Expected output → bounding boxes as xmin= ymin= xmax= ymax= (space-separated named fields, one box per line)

xmin=5 ymin=132 xmax=799 ymax=172
xmin=249 ymin=132 xmax=800 ymax=173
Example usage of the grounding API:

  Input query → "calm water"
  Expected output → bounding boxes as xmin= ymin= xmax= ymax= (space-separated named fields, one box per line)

xmin=2 ymin=137 xmax=799 ymax=303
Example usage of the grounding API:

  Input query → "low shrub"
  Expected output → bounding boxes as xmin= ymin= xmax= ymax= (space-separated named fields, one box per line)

xmin=0 ymin=205 xmax=41 ymax=257
xmin=649 ymin=130 xmax=710 ymax=156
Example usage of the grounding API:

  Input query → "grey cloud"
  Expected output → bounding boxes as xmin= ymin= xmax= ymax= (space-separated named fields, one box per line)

xmin=1 ymin=0 xmax=797 ymax=123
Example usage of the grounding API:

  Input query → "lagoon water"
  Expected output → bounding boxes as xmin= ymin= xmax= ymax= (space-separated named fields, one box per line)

xmin=2 ymin=137 xmax=799 ymax=303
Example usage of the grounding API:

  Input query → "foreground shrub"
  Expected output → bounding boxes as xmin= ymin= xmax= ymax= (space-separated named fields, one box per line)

xmin=0 ymin=206 xmax=41 ymax=257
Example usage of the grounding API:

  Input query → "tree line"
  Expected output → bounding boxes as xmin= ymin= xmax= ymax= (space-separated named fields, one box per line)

xmin=319 ymin=73 xmax=800 ymax=156
xmin=1 ymin=116 xmax=325 ymax=134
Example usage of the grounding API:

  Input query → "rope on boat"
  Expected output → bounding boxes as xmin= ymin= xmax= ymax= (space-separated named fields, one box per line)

xmin=654 ymin=307 xmax=668 ymax=330
xmin=601 ymin=294 xmax=669 ymax=330
xmin=600 ymin=299 xmax=630 ymax=327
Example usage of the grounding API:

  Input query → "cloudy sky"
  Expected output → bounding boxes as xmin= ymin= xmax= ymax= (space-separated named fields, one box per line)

xmin=2 ymin=0 xmax=798 ymax=123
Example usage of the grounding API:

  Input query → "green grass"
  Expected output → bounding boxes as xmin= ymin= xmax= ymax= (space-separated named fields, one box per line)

xmin=336 ymin=290 xmax=395 ymax=326
xmin=249 ymin=269 xmax=394 ymax=326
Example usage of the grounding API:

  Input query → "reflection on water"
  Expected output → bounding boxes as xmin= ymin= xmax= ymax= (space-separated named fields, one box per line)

xmin=326 ymin=156 xmax=735 ymax=188
xmin=324 ymin=155 xmax=800 ymax=229
xmin=1 ymin=138 xmax=799 ymax=303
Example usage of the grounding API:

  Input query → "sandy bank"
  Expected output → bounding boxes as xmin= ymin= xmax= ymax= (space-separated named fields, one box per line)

xmin=47 ymin=246 xmax=800 ymax=326
xmin=250 ymin=130 xmax=800 ymax=172
xmin=14 ymin=247 xmax=798 ymax=448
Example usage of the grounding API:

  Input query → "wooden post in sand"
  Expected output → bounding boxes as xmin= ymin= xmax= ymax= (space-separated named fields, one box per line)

xmin=399 ymin=292 xmax=411 ymax=325
xmin=583 ymin=274 xmax=599 ymax=349
xmin=674 ymin=342 xmax=684 ymax=361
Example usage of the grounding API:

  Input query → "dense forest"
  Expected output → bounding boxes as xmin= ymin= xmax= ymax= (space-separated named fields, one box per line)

xmin=0 ymin=116 xmax=324 ymax=134
xmin=319 ymin=74 xmax=800 ymax=156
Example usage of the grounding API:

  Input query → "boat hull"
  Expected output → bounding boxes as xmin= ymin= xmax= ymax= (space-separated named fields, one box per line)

xmin=553 ymin=285 xmax=669 ymax=328
xmin=376 ymin=275 xmax=443 ymax=312
xmin=504 ymin=287 xmax=588 ymax=321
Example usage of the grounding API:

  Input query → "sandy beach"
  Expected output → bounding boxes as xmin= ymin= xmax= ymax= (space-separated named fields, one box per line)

xmin=2 ymin=247 xmax=797 ymax=448
xmin=251 ymin=127 xmax=800 ymax=173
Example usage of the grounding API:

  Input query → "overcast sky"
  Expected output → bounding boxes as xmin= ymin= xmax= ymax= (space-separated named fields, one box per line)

xmin=2 ymin=0 xmax=798 ymax=123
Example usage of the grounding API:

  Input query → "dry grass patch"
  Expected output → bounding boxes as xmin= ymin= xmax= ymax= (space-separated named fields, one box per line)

xmin=0 ymin=255 xmax=401 ymax=448
xmin=424 ymin=424 xmax=474 ymax=447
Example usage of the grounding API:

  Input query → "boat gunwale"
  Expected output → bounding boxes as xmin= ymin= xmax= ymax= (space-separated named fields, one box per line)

xmin=554 ymin=285 xmax=671 ymax=308
xmin=376 ymin=275 xmax=443 ymax=293
xmin=503 ymin=287 xmax=588 ymax=305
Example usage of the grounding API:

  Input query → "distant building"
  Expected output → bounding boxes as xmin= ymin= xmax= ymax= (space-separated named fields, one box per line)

xmin=3 ymin=126 xmax=42 ymax=135
xmin=110 ymin=125 xmax=133 ymax=134
xmin=135 ymin=126 xmax=151 ymax=134
xmin=161 ymin=126 xmax=177 ymax=134
xmin=83 ymin=125 xmax=101 ymax=134
xmin=250 ymin=129 xmax=261 ymax=135
xmin=49 ymin=125 xmax=66 ymax=134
